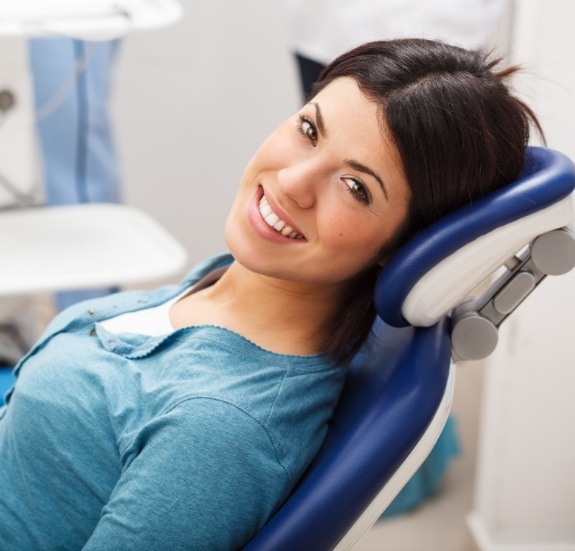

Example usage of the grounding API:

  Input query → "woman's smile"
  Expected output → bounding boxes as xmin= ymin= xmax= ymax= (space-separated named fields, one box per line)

xmin=259 ymin=194 xmax=305 ymax=240
xmin=247 ymin=186 xmax=307 ymax=243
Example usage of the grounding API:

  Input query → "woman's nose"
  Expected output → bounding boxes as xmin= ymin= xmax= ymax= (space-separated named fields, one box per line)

xmin=277 ymin=160 xmax=320 ymax=209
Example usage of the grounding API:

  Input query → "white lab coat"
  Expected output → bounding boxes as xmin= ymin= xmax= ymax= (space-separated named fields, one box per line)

xmin=283 ymin=0 xmax=509 ymax=64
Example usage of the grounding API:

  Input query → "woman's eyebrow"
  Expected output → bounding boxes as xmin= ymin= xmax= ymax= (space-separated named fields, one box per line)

xmin=345 ymin=159 xmax=388 ymax=200
xmin=310 ymin=102 xmax=327 ymax=137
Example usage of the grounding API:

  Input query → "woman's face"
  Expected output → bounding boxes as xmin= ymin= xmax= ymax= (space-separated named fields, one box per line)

xmin=225 ymin=77 xmax=411 ymax=288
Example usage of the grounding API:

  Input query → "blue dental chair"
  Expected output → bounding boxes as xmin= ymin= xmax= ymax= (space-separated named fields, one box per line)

xmin=243 ymin=146 xmax=575 ymax=551
xmin=1 ymin=149 xmax=574 ymax=549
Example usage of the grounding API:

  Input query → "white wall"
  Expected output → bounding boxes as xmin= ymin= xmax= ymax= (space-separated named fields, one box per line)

xmin=470 ymin=1 xmax=575 ymax=549
xmin=509 ymin=0 xmax=575 ymax=158
xmin=112 ymin=0 xmax=300 ymax=270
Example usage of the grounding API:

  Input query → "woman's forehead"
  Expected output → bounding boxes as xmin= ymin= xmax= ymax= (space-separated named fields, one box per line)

xmin=309 ymin=78 xmax=383 ymax=142
xmin=312 ymin=80 xmax=401 ymax=158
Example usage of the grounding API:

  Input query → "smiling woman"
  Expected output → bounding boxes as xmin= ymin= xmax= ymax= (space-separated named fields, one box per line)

xmin=0 ymin=38 xmax=542 ymax=550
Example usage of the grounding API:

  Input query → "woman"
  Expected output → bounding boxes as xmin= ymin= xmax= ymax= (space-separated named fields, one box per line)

xmin=0 ymin=39 xmax=541 ymax=549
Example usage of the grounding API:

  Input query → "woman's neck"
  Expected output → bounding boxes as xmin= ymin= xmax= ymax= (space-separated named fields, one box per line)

xmin=171 ymin=260 xmax=344 ymax=356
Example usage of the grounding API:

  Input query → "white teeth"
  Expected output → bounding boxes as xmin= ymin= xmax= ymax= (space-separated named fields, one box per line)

xmin=264 ymin=213 xmax=280 ymax=226
xmin=259 ymin=195 xmax=303 ymax=240
xmin=260 ymin=201 xmax=272 ymax=217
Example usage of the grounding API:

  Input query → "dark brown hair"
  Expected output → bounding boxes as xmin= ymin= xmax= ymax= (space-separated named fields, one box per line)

xmin=313 ymin=39 xmax=543 ymax=364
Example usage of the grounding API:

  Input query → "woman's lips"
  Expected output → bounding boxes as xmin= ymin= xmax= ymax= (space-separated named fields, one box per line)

xmin=247 ymin=186 xmax=306 ymax=242
xmin=258 ymin=195 xmax=304 ymax=239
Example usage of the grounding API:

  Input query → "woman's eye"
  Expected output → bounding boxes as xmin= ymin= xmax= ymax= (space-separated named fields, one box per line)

xmin=298 ymin=116 xmax=318 ymax=145
xmin=342 ymin=177 xmax=371 ymax=205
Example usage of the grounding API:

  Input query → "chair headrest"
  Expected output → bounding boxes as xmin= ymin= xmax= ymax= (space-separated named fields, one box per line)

xmin=374 ymin=147 xmax=575 ymax=327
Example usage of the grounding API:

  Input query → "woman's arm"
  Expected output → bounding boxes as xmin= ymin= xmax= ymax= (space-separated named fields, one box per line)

xmin=83 ymin=398 xmax=290 ymax=550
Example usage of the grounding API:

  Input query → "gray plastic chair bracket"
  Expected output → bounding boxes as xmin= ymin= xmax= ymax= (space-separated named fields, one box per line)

xmin=450 ymin=226 xmax=575 ymax=362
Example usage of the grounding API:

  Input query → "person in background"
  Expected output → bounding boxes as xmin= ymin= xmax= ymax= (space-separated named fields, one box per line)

xmin=29 ymin=37 xmax=121 ymax=311
xmin=284 ymin=0 xmax=509 ymax=97
xmin=0 ymin=38 xmax=121 ymax=365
